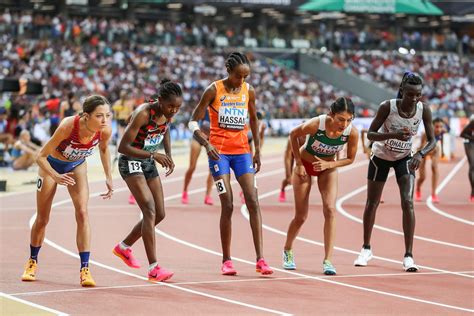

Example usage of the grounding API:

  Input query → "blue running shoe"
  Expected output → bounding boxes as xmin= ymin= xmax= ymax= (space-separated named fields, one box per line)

xmin=282 ymin=250 xmax=296 ymax=270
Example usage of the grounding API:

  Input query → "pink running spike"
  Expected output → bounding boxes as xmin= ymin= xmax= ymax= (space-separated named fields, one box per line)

xmin=204 ymin=195 xmax=214 ymax=205
xmin=221 ymin=260 xmax=237 ymax=275
xmin=181 ymin=191 xmax=189 ymax=204
xmin=431 ymin=194 xmax=440 ymax=203
xmin=256 ymin=258 xmax=273 ymax=275
xmin=113 ymin=244 xmax=141 ymax=268
xmin=148 ymin=265 xmax=174 ymax=282
xmin=415 ymin=191 xmax=422 ymax=202
xmin=128 ymin=194 xmax=136 ymax=205
xmin=278 ymin=191 xmax=286 ymax=203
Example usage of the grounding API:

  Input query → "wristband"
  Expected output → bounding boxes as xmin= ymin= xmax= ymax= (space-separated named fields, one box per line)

xmin=188 ymin=121 xmax=200 ymax=133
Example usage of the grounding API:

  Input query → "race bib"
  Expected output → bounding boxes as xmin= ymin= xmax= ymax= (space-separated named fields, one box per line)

xmin=218 ymin=107 xmax=247 ymax=130
xmin=384 ymin=139 xmax=412 ymax=153
xmin=37 ymin=176 xmax=44 ymax=192
xmin=128 ymin=160 xmax=143 ymax=173
xmin=215 ymin=179 xmax=227 ymax=195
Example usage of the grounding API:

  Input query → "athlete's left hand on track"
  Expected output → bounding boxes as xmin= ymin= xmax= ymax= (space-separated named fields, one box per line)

xmin=101 ymin=178 xmax=114 ymax=199
xmin=253 ymin=151 xmax=261 ymax=173
xmin=408 ymin=153 xmax=422 ymax=171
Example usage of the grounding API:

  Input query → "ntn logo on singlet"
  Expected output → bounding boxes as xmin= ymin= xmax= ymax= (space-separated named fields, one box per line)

xmin=311 ymin=141 xmax=344 ymax=155
xmin=218 ymin=107 xmax=247 ymax=130
xmin=63 ymin=145 xmax=95 ymax=161
xmin=143 ymin=133 xmax=163 ymax=152
xmin=144 ymin=133 xmax=164 ymax=145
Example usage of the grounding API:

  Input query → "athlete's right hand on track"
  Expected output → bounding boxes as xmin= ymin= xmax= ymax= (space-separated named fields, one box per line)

xmin=153 ymin=153 xmax=174 ymax=172
xmin=294 ymin=164 xmax=307 ymax=179
xmin=53 ymin=172 xmax=76 ymax=186
xmin=164 ymin=154 xmax=175 ymax=177
xmin=395 ymin=127 xmax=411 ymax=141
xmin=205 ymin=144 xmax=220 ymax=161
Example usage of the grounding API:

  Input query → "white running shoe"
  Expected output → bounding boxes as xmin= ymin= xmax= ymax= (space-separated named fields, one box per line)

xmin=403 ymin=256 xmax=419 ymax=272
xmin=354 ymin=248 xmax=373 ymax=266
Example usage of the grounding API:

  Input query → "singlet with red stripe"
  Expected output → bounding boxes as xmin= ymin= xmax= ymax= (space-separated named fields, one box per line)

xmin=56 ymin=115 xmax=101 ymax=161
xmin=131 ymin=106 xmax=170 ymax=153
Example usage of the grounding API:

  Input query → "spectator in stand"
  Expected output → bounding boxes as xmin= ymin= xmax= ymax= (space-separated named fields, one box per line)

xmin=11 ymin=129 xmax=40 ymax=170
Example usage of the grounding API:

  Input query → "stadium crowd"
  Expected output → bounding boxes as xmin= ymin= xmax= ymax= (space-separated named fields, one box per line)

xmin=319 ymin=50 xmax=473 ymax=117
xmin=0 ymin=11 xmax=471 ymax=169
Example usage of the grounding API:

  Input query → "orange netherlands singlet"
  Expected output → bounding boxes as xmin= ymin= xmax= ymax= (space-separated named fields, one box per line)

xmin=208 ymin=79 xmax=250 ymax=155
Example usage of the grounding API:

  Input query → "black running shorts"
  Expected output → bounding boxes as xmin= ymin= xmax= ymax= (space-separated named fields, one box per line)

xmin=118 ymin=155 xmax=159 ymax=180
xmin=367 ymin=154 xmax=415 ymax=182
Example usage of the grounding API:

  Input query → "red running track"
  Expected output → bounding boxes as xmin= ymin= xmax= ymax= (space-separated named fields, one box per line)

xmin=1 ymin=148 xmax=472 ymax=315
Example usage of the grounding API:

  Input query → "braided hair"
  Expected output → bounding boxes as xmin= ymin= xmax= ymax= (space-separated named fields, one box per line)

xmin=225 ymin=52 xmax=251 ymax=72
xmin=396 ymin=72 xmax=423 ymax=99
xmin=149 ymin=79 xmax=183 ymax=103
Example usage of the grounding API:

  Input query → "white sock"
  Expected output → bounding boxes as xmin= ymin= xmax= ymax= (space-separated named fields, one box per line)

xmin=148 ymin=262 xmax=159 ymax=272
xmin=119 ymin=242 xmax=130 ymax=251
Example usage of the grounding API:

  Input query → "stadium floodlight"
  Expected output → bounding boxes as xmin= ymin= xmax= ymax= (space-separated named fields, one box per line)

xmin=167 ymin=3 xmax=182 ymax=9
xmin=194 ymin=5 xmax=217 ymax=16
xmin=398 ymin=47 xmax=409 ymax=55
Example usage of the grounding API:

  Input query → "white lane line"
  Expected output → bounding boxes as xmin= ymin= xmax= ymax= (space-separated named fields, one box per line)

xmin=12 ymin=269 xmax=474 ymax=297
xmin=23 ymin=162 xmax=291 ymax=316
xmin=426 ymin=157 xmax=473 ymax=225
xmin=0 ymin=292 xmax=68 ymax=315
xmin=241 ymin=200 xmax=474 ymax=278
xmin=10 ymin=276 xmax=309 ymax=296
xmin=255 ymin=168 xmax=473 ymax=278
xmin=28 ymin=217 xmax=290 ymax=315
xmin=158 ymin=208 xmax=474 ymax=313
xmin=335 ymin=172 xmax=474 ymax=251
xmin=0 ymin=156 xmax=284 ymax=199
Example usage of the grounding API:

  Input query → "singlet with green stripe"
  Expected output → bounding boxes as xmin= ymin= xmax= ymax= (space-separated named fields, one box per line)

xmin=304 ymin=114 xmax=352 ymax=158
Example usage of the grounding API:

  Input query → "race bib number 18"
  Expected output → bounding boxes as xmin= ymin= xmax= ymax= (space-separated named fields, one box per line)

xmin=128 ymin=161 xmax=143 ymax=173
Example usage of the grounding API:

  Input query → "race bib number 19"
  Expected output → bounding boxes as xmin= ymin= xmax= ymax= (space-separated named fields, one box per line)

xmin=128 ymin=161 xmax=143 ymax=173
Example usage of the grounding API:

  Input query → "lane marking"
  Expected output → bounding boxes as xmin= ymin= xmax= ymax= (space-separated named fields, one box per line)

xmin=160 ymin=209 xmax=474 ymax=313
xmin=0 ymin=292 xmax=68 ymax=315
xmin=23 ymin=162 xmax=291 ymax=316
xmin=254 ymin=174 xmax=473 ymax=277
xmin=0 ymin=157 xmax=284 ymax=199
xmin=426 ymin=157 xmax=473 ymax=225
xmin=335 ymin=172 xmax=474 ymax=251
xmin=11 ymin=270 xmax=474 ymax=297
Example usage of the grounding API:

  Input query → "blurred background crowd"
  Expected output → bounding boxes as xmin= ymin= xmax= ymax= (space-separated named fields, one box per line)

xmin=0 ymin=0 xmax=472 ymax=170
